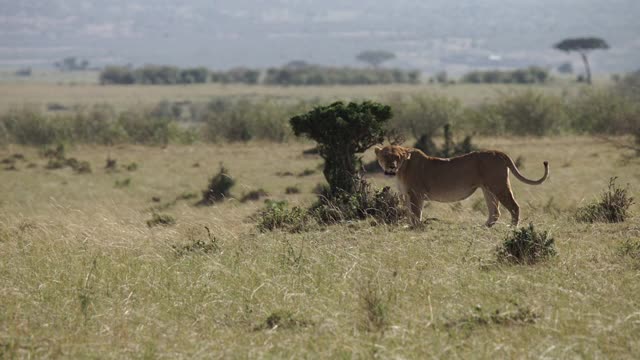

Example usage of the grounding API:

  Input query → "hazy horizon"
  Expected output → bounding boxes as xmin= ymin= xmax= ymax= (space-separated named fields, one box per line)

xmin=1 ymin=0 xmax=639 ymax=74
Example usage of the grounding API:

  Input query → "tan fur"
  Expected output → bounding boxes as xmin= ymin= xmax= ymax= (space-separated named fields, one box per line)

xmin=374 ymin=145 xmax=549 ymax=227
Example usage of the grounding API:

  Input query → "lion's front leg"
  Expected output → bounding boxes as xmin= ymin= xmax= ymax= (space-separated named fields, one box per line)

xmin=407 ymin=192 xmax=424 ymax=225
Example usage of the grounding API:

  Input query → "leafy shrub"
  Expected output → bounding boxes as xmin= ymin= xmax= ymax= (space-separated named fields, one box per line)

xmin=290 ymin=101 xmax=391 ymax=195
xmin=310 ymin=179 xmax=405 ymax=225
xmin=496 ymin=223 xmax=557 ymax=264
xmin=146 ymin=213 xmax=176 ymax=227
xmin=390 ymin=94 xmax=463 ymax=139
xmin=491 ymin=90 xmax=568 ymax=136
xmin=196 ymin=164 xmax=235 ymax=206
xmin=576 ymin=177 xmax=634 ymax=223
xmin=570 ymin=88 xmax=640 ymax=134
xmin=1 ymin=109 xmax=66 ymax=145
xmin=257 ymin=200 xmax=311 ymax=233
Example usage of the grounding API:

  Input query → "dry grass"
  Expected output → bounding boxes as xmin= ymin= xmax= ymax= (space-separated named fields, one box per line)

xmin=0 ymin=81 xmax=583 ymax=113
xmin=1 ymin=137 xmax=639 ymax=358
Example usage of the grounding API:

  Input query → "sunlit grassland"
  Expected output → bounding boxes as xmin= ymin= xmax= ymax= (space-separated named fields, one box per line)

xmin=0 ymin=80 xmax=589 ymax=113
xmin=1 ymin=137 xmax=639 ymax=358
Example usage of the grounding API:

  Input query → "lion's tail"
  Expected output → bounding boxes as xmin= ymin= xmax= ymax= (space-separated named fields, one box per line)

xmin=505 ymin=155 xmax=549 ymax=185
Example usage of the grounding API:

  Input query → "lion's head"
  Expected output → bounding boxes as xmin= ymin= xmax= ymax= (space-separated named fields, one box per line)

xmin=374 ymin=145 xmax=412 ymax=176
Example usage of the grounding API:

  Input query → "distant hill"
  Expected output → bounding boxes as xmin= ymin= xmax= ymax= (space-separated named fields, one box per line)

xmin=1 ymin=0 xmax=638 ymax=73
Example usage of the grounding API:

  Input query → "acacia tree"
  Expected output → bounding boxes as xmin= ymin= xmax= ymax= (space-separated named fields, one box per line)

xmin=290 ymin=101 xmax=392 ymax=195
xmin=356 ymin=50 xmax=396 ymax=69
xmin=553 ymin=37 xmax=609 ymax=84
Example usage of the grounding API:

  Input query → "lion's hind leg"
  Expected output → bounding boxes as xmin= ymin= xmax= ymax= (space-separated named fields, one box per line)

xmin=481 ymin=188 xmax=501 ymax=227
xmin=494 ymin=187 xmax=520 ymax=227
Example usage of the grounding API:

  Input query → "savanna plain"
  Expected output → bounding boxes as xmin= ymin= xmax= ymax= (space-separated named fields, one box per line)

xmin=1 ymin=81 xmax=639 ymax=359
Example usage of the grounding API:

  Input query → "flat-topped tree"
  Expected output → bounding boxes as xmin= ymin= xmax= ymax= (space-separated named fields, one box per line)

xmin=356 ymin=50 xmax=396 ymax=69
xmin=554 ymin=37 xmax=609 ymax=84
xmin=290 ymin=101 xmax=392 ymax=195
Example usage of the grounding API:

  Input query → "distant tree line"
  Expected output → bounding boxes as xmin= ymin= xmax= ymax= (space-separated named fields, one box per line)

xmin=99 ymin=64 xmax=421 ymax=86
xmin=264 ymin=64 xmax=420 ymax=85
xmin=461 ymin=67 xmax=549 ymax=84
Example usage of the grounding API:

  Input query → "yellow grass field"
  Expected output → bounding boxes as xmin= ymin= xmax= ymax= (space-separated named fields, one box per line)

xmin=0 ymin=81 xmax=584 ymax=113
xmin=1 ymin=135 xmax=639 ymax=358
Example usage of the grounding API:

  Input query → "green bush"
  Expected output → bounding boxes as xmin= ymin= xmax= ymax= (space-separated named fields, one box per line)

xmin=196 ymin=164 xmax=235 ymax=206
xmin=486 ymin=90 xmax=569 ymax=136
xmin=570 ymin=88 xmax=640 ymax=134
xmin=390 ymin=94 xmax=463 ymax=138
xmin=257 ymin=200 xmax=311 ymax=233
xmin=1 ymin=108 xmax=67 ymax=145
xmin=310 ymin=180 xmax=405 ymax=225
xmin=576 ymin=177 xmax=634 ymax=223
xmin=496 ymin=223 xmax=557 ymax=264
xmin=290 ymin=101 xmax=391 ymax=195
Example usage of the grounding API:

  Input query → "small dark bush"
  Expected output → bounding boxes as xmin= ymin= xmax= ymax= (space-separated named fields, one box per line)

xmin=43 ymin=144 xmax=66 ymax=160
xmin=576 ymin=177 xmax=634 ymax=223
xmin=115 ymin=178 xmax=131 ymax=188
xmin=413 ymin=124 xmax=478 ymax=157
xmin=176 ymin=192 xmax=198 ymax=201
xmin=71 ymin=161 xmax=91 ymax=174
xmin=285 ymin=186 xmax=301 ymax=194
xmin=125 ymin=162 xmax=138 ymax=171
xmin=105 ymin=157 xmax=117 ymax=170
xmin=45 ymin=158 xmax=66 ymax=170
xmin=240 ymin=189 xmax=269 ymax=202
xmin=172 ymin=226 xmax=219 ymax=256
xmin=257 ymin=200 xmax=311 ymax=233
xmin=297 ymin=168 xmax=316 ymax=177
xmin=497 ymin=223 xmax=556 ymax=264
xmin=147 ymin=213 xmax=176 ymax=227
xmin=197 ymin=163 xmax=235 ymax=206
xmin=276 ymin=171 xmax=294 ymax=177
xmin=310 ymin=179 xmax=405 ymax=225
xmin=47 ymin=103 xmax=68 ymax=112
xmin=255 ymin=310 xmax=311 ymax=331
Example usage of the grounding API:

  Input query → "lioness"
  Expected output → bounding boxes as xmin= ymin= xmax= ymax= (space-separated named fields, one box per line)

xmin=374 ymin=145 xmax=549 ymax=227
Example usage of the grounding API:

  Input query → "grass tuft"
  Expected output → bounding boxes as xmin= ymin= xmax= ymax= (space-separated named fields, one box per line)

xmin=196 ymin=163 xmax=235 ymax=206
xmin=146 ymin=213 xmax=176 ymax=227
xmin=257 ymin=200 xmax=311 ymax=233
xmin=576 ymin=177 xmax=634 ymax=223
xmin=445 ymin=304 xmax=538 ymax=331
xmin=496 ymin=223 xmax=557 ymax=264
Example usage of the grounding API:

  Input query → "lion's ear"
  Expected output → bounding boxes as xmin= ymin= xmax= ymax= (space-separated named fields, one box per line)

xmin=374 ymin=146 xmax=382 ymax=155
